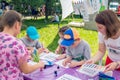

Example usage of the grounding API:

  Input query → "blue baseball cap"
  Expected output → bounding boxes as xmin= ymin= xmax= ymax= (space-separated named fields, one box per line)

xmin=26 ymin=26 xmax=40 ymax=40
xmin=61 ymin=28 xmax=80 ymax=46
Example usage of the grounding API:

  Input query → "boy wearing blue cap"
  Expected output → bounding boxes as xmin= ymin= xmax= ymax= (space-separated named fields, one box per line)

xmin=20 ymin=26 xmax=49 ymax=54
xmin=55 ymin=26 xmax=70 ymax=60
xmin=62 ymin=28 xmax=91 ymax=68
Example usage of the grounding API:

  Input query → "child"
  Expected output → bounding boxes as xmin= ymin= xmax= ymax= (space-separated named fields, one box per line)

xmin=55 ymin=26 xmax=70 ymax=60
xmin=20 ymin=26 xmax=49 ymax=55
xmin=61 ymin=28 xmax=91 ymax=68
xmin=0 ymin=10 xmax=44 ymax=80
xmin=51 ymin=13 xmax=59 ymax=22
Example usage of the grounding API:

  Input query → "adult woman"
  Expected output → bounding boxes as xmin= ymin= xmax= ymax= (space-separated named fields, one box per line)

xmin=87 ymin=10 xmax=120 ymax=71
xmin=0 ymin=10 xmax=44 ymax=80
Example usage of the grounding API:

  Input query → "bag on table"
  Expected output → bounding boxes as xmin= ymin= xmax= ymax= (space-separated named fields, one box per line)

xmin=99 ymin=72 xmax=115 ymax=80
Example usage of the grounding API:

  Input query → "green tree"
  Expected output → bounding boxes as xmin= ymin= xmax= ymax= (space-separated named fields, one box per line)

xmin=44 ymin=0 xmax=61 ymax=21
xmin=10 ymin=0 xmax=44 ymax=15
xmin=1 ymin=0 xmax=62 ymax=20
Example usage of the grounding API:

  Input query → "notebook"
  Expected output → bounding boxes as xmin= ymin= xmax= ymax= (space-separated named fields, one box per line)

xmin=40 ymin=52 xmax=59 ymax=61
xmin=77 ymin=64 xmax=105 ymax=77
xmin=56 ymin=74 xmax=81 ymax=80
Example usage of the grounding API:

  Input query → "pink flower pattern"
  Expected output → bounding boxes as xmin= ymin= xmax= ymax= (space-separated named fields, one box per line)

xmin=0 ymin=32 xmax=29 ymax=80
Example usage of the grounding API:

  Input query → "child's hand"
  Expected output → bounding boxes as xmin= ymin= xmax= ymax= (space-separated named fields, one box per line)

xmin=56 ymin=54 xmax=66 ymax=60
xmin=38 ymin=48 xmax=49 ymax=54
xmin=62 ymin=59 xmax=69 ymax=66
xmin=40 ymin=43 xmax=49 ymax=53
xmin=43 ymin=48 xmax=49 ymax=53
xmin=55 ymin=49 xmax=59 ymax=54
xmin=38 ymin=48 xmax=45 ymax=53
xmin=62 ymin=56 xmax=71 ymax=66
xmin=69 ymin=61 xmax=79 ymax=68
xmin=85 ymin=59 xmax=95 ymax=64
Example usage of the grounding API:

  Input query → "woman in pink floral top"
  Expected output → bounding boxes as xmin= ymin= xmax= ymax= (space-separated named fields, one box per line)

xmin=0 ymin=10 xmax=45 ymax=80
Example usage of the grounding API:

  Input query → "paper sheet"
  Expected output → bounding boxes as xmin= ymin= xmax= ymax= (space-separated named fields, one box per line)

xmin=56 ymin=74 xmax=81 ymax=80
xmin=40 ymin=52 xmax=59 ymax=61
xmin=77 ymin=64 xmax=105 ymax=77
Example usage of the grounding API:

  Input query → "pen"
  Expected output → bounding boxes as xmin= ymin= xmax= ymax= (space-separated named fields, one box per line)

xmin=41 ymin=43 xmax=43 ymax=48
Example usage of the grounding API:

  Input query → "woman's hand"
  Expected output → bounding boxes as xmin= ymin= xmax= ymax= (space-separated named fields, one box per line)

xmin=39 ymin=61 xmax=45 ymax=70
xmin=105 ymin=62 xmax=119 ymax=72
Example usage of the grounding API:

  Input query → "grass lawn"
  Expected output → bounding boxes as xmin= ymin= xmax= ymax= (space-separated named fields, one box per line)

xmin=18 ymin=16 xmax=106 ymax=65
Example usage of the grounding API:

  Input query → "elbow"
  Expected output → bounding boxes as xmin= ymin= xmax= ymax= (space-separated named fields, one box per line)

xmin=20 ymin=66 xmax=32 ymax=74
xmin=21 ymin=69 xmax=31 ymax=74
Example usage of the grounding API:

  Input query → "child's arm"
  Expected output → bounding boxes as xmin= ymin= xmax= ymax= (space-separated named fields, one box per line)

xmin=55 ymin=45 xmax=61 ymax=54
xmin=69 ymin=60 xmax=86 ymax=68
xmin=38 ymin=48 xmax=44 ymax=54
xmin=62 ymin=55 xmax=72 ymax=66
xmin=37 ymin=42 xmax=49 ymax=54
xmin=38 ymin=47 xmax=49 ymax=54
xmin=56 ymin=54 xmax=66 ymax=60
xmin=17 ymin=41 xmax=45 ymax=74
xmin=19 ymin=59 xmax=45 ymax=74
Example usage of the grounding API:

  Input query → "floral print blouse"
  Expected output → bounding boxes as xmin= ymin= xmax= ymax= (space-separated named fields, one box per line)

xmin=0 ymin=32 xmax=29 ymax=80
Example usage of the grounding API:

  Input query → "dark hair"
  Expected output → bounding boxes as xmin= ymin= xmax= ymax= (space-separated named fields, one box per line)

xmin=59 ymin=26 xmax=70 ymax=35
xmin=0 ymin=10 xmax=22 ymax=28
xmin=0 ymin=26 xmax=3 ymax=32
xmin=95 ymin=10 xmax=120 ymax=38
xmin=0 ymin=24 xmax=3 ymax=32
xmin=0 ymin=16 xmax=3 ymax=32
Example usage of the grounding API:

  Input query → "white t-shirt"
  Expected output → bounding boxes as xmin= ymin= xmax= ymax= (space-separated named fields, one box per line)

xmin=54 ymin=15 xmax=59 ymax=22
xmin=20 ymin=37 xmax=42 ymax=49
xmin=98 ymin=32 xmax=120 ymax=61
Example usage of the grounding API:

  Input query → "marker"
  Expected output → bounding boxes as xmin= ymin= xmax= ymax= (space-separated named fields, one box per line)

xmin=54 ymin=70 xmax=57 ymax=77
xmin=57 ymin=66 xmax=60 ymax=69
